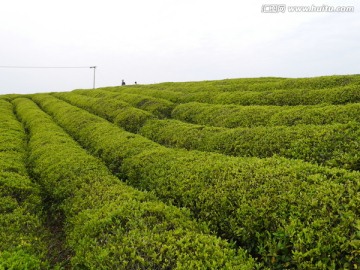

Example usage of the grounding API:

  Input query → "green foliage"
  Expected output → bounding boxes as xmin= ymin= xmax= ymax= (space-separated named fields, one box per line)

xmin=123 ymin=149 xmax=360 ymax=269
xmin=3 ymin=75 xmax=360 ymax=268
xmin=31 ymin=94 xmax=360 ymax=269
xmin=172 ymin=102 xmax=284 ymax=128
xmin=109 ymin=75 xmax=360 ymax=94
xmin=270 ymin=102 xmax=360 ymax=125
xmin=53 ymin=92 xmax=155 ymax=133
xmin=259 ymin=74 xmax=360 ymax=91
xmin=0 ymin=100 xmax=48 ymax=268
xmin=99 ymin=75 xmax=360 ymax=106
xmin=15 ymin=96 xmax=254 ymax=269
xmin=140 ymin=119 xmax=360 ymax=170
xmin=210 ymin=85 xmax=360 ymax=106
xmin=115 ymin=86 xmax=184 ymax=103
xmin=140 ymin=119 xmax=225 ymax=151
xmin=172 ymin=102 xmax=360 ymax=128
xmin=74 ymin=88 xmax=175 ymax=118
xmin=0 ymin=94 xmax=23 ymax=102
xmin=178 ymin=84 xmax=359 ymax=106
xmin=31 ymin=95 xmax=162 ymax=176
xmin=0 ymin=250 xmax=43 ymax=270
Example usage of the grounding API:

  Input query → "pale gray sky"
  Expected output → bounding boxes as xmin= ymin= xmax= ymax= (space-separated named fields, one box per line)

xmin=0 ymin=0 xmax=359 ymax=94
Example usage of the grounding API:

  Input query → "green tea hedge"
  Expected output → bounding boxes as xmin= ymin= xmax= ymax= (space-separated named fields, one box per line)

xmin=0 ymin=100 xmax=48 ymax=269
xmin=33 ymin=94 xmax=360 ymax=269
xmin=74 ymin=89 xmax=175 ymax=118
xmin=172 ymin=102 xmax=360 ymax=128
xmin=53 ymin=92 xmax=154 ymax=133
xmin=140 ymin=119 xmax=360 ymax=170
xmin=172 ymin=102 xmax=285 ymax=128
xmin=157 ymin=83 xmax=360 ymax=105
xmin=15 ymin=97 xmax=253 ymax=269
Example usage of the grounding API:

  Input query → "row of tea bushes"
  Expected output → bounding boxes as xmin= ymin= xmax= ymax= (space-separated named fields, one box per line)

xmin=0 ymin=100 xmax=48 ymax=269
xmin=33 ymin=94 xmax=360 ymax=269
xmin=100 ymin=75 xmax=360 ymax=97
xmin=74 ymin=89 xmax=175 ymax=118
xmin=172 ymin=102 xmax=360 ymax=128
xmin=154 ymin=85 xmax=360 ymax=106
xmin=0 ymin=94 xmax=23 ymax=102
xmin=245 ymin=75 xmax=360 ymax=92
xmin=53 ymin=92 xmax=154 ymax=133
xmin=16 ymin=96 xmax=253 ymax=269
xmin=172 ymin=102 xmax=283 ymax=128
xmin=98 ymin=76 xmax=360 ymax=105
xmin=194 ymin=75 xmax=360 ymax=93
xmin=52 ymin=92 xmax=360 ymax=171
xmin=140 ymin=119 xmax=360 ymax=171
xmin=108 ymin=86 xmax=184 ymax=103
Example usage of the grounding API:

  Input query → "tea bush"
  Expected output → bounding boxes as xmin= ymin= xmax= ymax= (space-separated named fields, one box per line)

xmin=32 ymin=94 xmax=360 ymax=269
xmin=15 ymin=97 xmax=253 ymax=269
xmin=0 ymin=100 xmax=48 ymax=269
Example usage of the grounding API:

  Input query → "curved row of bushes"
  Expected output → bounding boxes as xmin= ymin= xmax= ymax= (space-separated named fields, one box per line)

xmin=98 ymin=76 xmax=360 ymax=106
xmin=163 ymin=85 xmax=360 ymax=106
xmin=0 ymin=100 xmax=49 ymax=269
xmin=33 ymin=94 xmax=360 ymax=269
xmin=103 ymin=75 xmax=360 ymax=96
xmin=74 ymin=89 xmax=175 ymax=118
xmin=175 ymin=75 xmax=360 ymax=92
xmin=0 ymin=94 xmax=22 ymax=102
xmin=15 ymin=97 xmax=253 ymax=269
xmin=197 ymin=75 xmax=360 ymax=93
xmin=51 ymin=93 xmax=360 ymax=171
xmin=68 ymin=76 xmax=360 ymax=109
xmin=113 ymin=86 xmax=184 ymax=103
xmin=144 ymin=78 xmax=288 ymax=93
xmin=172 ymin=102 xmax=360 ymax=128
xmin=140 ymin=119 xmax=360 ymax=170
xmin=125 ymin=77 xmax=288 ymax=93
xmin=53 ymin=92 xmax=155 ymax=133
xmin=172 ymin=102 xmax=283 ymax=128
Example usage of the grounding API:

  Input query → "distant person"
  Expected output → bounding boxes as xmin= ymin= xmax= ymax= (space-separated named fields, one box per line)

xmin=134 ymin=81 xmax=137 ymax=85
xmin=122 ymin=79 xmax=126 ymax=86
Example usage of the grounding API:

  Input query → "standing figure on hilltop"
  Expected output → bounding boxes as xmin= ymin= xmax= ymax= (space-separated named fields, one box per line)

xmin=122 ymin=79 xmax=126 ymax=86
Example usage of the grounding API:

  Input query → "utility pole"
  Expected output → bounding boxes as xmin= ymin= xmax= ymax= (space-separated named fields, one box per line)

xmin=90 ymin=66 xmax=96 ymax=89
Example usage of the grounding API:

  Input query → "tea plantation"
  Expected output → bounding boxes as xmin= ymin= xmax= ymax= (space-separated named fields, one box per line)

xmin=1 ymin=75 xmax=360 ymax=269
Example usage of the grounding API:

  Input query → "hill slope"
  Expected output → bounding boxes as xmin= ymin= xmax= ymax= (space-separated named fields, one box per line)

xmin=1 ymin=75 xmax=360 ymax=269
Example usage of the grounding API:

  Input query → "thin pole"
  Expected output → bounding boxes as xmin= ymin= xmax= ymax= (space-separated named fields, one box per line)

xmin=90 ymin=66 xmax=96 ymax=89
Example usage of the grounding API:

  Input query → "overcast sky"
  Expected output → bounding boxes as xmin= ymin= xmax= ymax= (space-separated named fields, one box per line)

xmin=0 ymin=0 xmax=359 ymax=94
